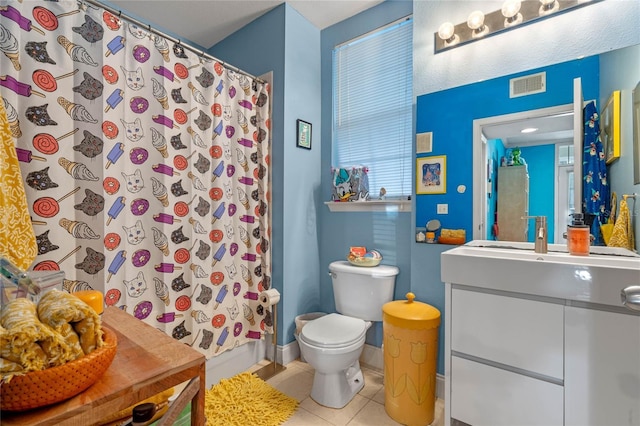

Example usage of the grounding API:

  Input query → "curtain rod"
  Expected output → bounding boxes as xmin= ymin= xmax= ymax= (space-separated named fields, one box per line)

xmin=80 ymin=0 xmax=266 ymax=84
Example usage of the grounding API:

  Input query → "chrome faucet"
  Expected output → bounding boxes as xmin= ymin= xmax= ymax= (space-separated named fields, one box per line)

xmin=522 ymin=216 xmax=548 ymax=254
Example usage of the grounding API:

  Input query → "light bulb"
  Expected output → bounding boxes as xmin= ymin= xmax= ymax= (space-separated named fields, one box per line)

xmin=437 ymin=22 xmax=459 ymax=45
xmin=502 ymin=0 xmax=523 ymax=27
xmin=467 ymin=10 xmax=485 ymax=30
xmin=467 ymin=10 xmax=488 ymax=37
xmin=438 ymin=22 xmax=455 ymax=41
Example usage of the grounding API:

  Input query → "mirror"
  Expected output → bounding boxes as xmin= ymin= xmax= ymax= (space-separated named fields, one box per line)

xmin=472 ymin=44 xmax=640 ymax=247
xmin=474 ymin=104 xmax=575 ymax=244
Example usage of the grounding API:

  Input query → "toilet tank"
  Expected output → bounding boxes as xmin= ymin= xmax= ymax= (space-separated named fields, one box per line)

xmin=329 ymin=261 xmax=399 ymax=321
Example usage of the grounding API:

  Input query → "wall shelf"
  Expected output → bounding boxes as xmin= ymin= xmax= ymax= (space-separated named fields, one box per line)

xmin=324 ymin=200 xmax=412 ymax=213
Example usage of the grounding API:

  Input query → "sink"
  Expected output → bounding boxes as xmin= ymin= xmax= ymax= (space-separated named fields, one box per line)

xmin=455 ymin=241 xmax=639 ymax=268
xmin=465 ymin=239 xmax=639 ymax=256
xmin=441 ymin=240 xmax=640 ymax=308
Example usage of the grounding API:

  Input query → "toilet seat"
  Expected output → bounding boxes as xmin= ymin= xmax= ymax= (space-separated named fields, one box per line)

xmin=300 ymin=313 xmax=366 ymax=348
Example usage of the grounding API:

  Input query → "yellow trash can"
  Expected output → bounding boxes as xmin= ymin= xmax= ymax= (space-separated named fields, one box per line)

xmin=382 ymin=292 xmax=441 ymax=426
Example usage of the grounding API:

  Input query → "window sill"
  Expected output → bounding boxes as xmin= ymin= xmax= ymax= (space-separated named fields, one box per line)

xmin=324 ymin=200 xmax=412 ymax=213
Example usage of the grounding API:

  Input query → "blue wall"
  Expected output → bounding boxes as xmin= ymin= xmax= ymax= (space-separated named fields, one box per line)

xmin=210 ymin=4 xmax=323 ymax=345
xmin=521 ymin=144 xmax=556 ymax=242
xmin=320 ymin=1 xmax=414 ymax=347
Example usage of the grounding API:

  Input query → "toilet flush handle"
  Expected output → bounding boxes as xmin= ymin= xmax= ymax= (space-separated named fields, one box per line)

xmin=328 ymin=272 xmax=336 ymax=279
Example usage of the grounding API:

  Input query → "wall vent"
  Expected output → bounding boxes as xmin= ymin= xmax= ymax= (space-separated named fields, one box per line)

xmin=510 ymin=72 xmax=546 ymax=98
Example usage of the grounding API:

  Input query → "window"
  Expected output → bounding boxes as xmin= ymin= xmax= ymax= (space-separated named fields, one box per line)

xmin=557 ymin=143 xmax=574 ymax=166
xmin=332 ymin=16 xmax=413 ymax=199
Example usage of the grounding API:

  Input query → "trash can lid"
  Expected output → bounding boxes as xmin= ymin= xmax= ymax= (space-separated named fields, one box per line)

xmin=382 ymin=292 xmax=440 ymax=329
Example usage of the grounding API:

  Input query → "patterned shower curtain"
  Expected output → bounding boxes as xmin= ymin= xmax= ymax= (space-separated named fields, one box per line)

xmin=0 ymin=0 xmax=272 ymax=358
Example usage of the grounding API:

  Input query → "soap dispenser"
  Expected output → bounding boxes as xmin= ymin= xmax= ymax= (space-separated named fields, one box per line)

xmin=567 ymin=213 xmax=590 ymax=256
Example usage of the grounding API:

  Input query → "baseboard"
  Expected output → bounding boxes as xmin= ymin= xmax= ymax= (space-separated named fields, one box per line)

xmin=281 ymin=338 xmax=301 ymax=365
xmin=360 ymin=343 xmax=384 ymax=371
xmin=205 ymin=338 xmax=267 ymax=388
xmin=436 ymin=373 xmax=444 ymax=400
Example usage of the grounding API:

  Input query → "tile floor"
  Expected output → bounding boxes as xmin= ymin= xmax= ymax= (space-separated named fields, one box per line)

xmin=249 ymin=360 xmax=444 ymax=426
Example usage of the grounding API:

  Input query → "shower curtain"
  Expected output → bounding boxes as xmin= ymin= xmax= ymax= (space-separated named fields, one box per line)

xmin=0 ymin=0 xmax=272 ymax=358
xmin=582 ymin=101 xmax=609 ymax=245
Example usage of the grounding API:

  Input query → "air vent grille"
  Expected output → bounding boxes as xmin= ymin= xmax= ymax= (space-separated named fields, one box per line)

xmin=510 ymin=72 xmax=546 ymax=98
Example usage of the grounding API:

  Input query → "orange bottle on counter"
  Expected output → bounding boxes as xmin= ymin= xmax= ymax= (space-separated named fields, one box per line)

xmin=567 ymin=213 xmax=590 ymax=256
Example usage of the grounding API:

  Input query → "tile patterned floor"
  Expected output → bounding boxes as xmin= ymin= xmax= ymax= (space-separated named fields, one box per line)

xmin=249 ymin=360 xmax=444 ymax=426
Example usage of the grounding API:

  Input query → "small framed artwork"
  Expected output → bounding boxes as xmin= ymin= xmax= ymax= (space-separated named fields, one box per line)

xmin=416 ymin=155 xmax=446 ymax=194
xmin=601 ymin=90 xmax=621 ymax=164
xmin=633 ymin=81 xmax=640 ymax=184
xmin=296 ymin=119 xmax=312 ymax=149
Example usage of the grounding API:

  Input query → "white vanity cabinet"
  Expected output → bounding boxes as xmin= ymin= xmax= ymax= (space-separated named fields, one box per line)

xmin=441 ymin=243 xmax=640 ymax=426
xmin=448 ymin=288 xmax=564 ymax=426
xmin=446 ymin=285 xmax=640 ymax=426
xmin=565 ymin=306 xmax=640 ymax=426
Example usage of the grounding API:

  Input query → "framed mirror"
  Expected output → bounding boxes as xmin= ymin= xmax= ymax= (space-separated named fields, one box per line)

xmin=471 ymin=45 xmax=639 ymax=245
xmin=415 ymin=43 xmax=639 ymax=250
xmin=473 ymin=103 xmax=576 ymax=244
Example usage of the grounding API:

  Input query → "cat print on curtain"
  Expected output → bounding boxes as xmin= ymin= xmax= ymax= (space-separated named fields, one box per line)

xmin=0 ymin=0 xmax=272 ymax=358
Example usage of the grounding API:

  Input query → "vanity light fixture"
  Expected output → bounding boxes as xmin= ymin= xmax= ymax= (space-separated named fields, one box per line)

xmin=434 ymin=0 xmax=601 ymax=54
xmin=521 ymin=127 xmax=538 ymax=133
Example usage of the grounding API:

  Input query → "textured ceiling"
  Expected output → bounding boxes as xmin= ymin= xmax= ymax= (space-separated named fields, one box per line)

xmin=109 ymin=0 xmax=386 ymax=48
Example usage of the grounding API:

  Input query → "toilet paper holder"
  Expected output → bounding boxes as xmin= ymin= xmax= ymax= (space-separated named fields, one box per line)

xmin=254 ymin=288 xmax=286 ymax=381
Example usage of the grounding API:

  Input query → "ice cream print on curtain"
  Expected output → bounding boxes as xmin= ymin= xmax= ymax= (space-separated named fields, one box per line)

xmin=0 ymin=0 xmax=272 ymax=358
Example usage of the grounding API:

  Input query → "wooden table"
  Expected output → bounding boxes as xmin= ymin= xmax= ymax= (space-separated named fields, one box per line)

xmin=2 ymin=307 xmax=206 ymax=425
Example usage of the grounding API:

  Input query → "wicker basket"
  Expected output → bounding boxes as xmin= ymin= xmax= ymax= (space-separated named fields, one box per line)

xmin=1 ymin=326 xmax=117 ymax=412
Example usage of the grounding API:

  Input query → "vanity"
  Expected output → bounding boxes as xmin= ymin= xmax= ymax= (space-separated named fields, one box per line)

xmin=441 ymin=241 xmax=640 ymax=426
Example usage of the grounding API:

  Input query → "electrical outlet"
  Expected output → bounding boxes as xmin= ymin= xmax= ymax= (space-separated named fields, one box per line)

xmin=437 ymin=204 xmax=448 ymax=214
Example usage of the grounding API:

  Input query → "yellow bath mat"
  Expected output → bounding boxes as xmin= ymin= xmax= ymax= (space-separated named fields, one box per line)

xmin=205 ymin=372 xmax=298 ymax=426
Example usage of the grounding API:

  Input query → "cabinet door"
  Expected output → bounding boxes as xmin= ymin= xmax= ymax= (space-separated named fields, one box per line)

xmin=451 ymin=356 xmax=563 ymax=426
xmin=565 ymin=306 xmax=640 ymax=426
xmin=452 ymin=289 xmax=564 ymax=379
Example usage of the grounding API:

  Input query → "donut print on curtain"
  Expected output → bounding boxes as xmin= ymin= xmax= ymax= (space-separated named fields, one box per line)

xmin=0 ymin=0 xmax=272 ymax=358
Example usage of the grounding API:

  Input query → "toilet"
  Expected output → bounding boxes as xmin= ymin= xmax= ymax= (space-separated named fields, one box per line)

xmin=297 ymin=260 xmax=399 ymax=408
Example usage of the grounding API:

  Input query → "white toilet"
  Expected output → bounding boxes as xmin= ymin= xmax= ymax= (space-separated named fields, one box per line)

xmin=296 ymin=260 xmax=399 ymax=408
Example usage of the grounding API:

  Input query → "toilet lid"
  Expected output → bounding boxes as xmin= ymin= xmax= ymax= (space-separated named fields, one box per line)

xmin=300 ymin=313 xmax=366 ymax=348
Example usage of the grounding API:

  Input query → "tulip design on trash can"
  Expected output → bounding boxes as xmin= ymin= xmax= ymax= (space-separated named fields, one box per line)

xmin=408 ymin=341 xmax=435 ymax=405
xmin=384 ymin=336 xmax=436 ymax=405
xmin=385 ymin=334 xmax=404 ymax=397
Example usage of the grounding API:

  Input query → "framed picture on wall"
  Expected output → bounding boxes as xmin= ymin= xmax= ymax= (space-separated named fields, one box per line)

xmin=633 ymin=81 xmax=640 ymax=184
xmin=601 ymin=90 xmax=621 ymax=164
xmin=296 ymin=119 xmax=312 ymax=149
xmin=416 ymin=155 xmax=446 ymax=194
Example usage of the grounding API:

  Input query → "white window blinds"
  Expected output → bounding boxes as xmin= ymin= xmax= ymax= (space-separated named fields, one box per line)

xmin=332 ymin=16 xmax=413 ymax=198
